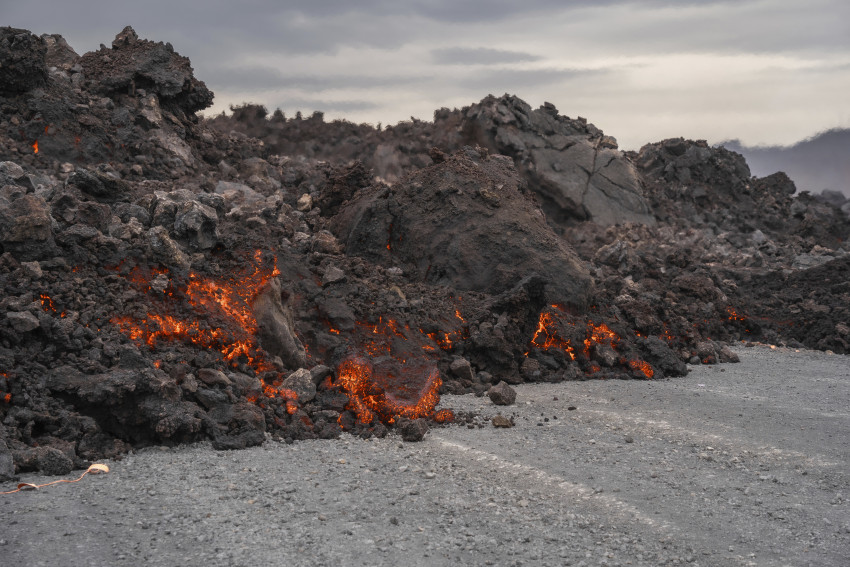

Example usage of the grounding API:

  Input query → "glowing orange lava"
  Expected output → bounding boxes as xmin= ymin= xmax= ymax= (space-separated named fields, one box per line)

xmin=583 ymin=322 xmax=620 ymax=358
xmin=110 ymin=251 xmax=298 ymax=406
xmin=433 ymin=408 xmax=455 ymax=423
xmin=325 ymin=312 xmax=460 ymax=425
xmin=335 ymin=356 xmax=442 ymax=425
xmin=529 ymin=305 xmax=576 ymax=359
xmin=726 ymin=306 xmax=746 ymax=322
xmin=1 ymin=372 xmax=10 ymax=404
xmin=32 ymin=140 xmax=38 ymax=154
xmin=528 ymin=309 xmax=655 ymax=379
xmin=628 ymin=359 xmax=654 ymax=379
xmin=40 ymin=293 xmax=66 ymax=318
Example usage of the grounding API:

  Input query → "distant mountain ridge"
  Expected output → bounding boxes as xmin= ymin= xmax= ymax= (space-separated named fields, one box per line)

xmin=720 ymin=128 xmax=850 ymax=197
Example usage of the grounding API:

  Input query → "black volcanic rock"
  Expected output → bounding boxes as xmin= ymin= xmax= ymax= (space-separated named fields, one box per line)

xmin=0 ymin=27 xmax=48 ymax=94
xmin=332 ymin=147 xmax=593 ymax=308
xmin=79 ymin=26 xmax=213 ymax=114
xmin=40 ymin=33 xmax=80 ymax=69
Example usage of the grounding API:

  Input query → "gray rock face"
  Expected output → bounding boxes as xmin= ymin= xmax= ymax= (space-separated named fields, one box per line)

xmin=282 ymin=368 xmax=316 ymax=403
xmin=0 ymin=27 xmax=48 ymax=93
xmin=252 ymin=278 xmax=307 ymax=369
xmin=461 ymin=95 xmax=655 ymax=227
xmin=67 ymin=167 xmax=130 ymax=200
xmin=173 ymin=200 xmax=219 ymax=250
xmin=40 ymin=33 xmax=79 ymax=69
xmin=449 ymin=357 xmax=475 ymax=382
xmin=0 ymin=192 xmax=56 ymax=260
xmin=146 ymin=226 xmax=190 ymax=269
xmin=6 ymin=311 xmax=40 ymax=333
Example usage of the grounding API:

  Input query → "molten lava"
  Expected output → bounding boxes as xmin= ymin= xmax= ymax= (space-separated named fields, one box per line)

xmin=39 ymin=293 xmax=66 ymax=318
xmin=530 ymin=305 xmax=576 ymax=359
xmin=110 ymin=251 xmax=297 ymax=407
xmin=0 ymin=372 xmax=10 ymax=404
xmin=726 ymin=306 xmax=746 ymax=322
xmin=583 ymin=322 xmax=619 ymax=358
xmin=528 ymin=308 xmax=656 ymax=379
xmin=32 ymin=140 xmax=38 ymax=154
xmin=327 ymin=315 xmax=458 ymax=425
xmin=627 ymin=359 xmax=654 ymax=379
xmin=335 ymin=355 xmax=443 ymax=425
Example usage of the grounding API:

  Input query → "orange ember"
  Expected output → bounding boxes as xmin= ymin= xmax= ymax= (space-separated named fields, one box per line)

xmin=0 ymin=372 xmax=10 ymax=404
xmin=32 ymin=140 xmax=38 ymax=154
xmin=528 ymin=309 xmax=655 ymax=378
xmin=40 ymin=293 xmax=56 ymax=312
xmin=726 ymin=306 xmax=746 ymax=322
xmin=433 ymin=408 xmax=455 ymax=423
xmin=40 ymin=293 xmax=66 ymax=318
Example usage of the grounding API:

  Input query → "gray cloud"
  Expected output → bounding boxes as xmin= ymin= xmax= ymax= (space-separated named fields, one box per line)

xmin=431 ymin=47 xmax=541 ymax=65
xmin=456 ymin=67 xmax=611 ymax=92
xmin=201 ymin=65 xmax=426 ymax=91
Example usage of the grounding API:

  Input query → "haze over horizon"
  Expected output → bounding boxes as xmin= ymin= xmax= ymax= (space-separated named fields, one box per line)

xmin=6 ymin=0 xmax=850 ymax=151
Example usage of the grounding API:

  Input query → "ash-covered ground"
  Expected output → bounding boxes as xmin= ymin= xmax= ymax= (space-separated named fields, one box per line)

xmin=1 ymin=26 xmax=848 ymax=478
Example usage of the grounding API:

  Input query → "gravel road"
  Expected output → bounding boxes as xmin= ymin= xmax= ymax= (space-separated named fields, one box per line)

xmin=2 ymin=344 xmax=848 ymax=566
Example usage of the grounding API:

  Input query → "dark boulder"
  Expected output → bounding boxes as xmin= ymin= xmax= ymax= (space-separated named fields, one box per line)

xmin=0 ymin=191 xmax=56 ymax=260
xmin=400 ymin=418 xmax=429 ymax=442
xmin=0 ymin=27 xmax=48 ymax=93
xmin=79 ymin=26 xmax=213 ymax=114
xmin=487 ymin=381 xmax=517 ymax=406
xmin=332 ymin=147 xmax=593 ymax=308
xmin=40 ymin=33 xmax=79 ymax=69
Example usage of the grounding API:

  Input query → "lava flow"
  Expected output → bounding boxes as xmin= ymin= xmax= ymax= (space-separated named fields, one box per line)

xmin=335 ymin=355 xmax=442 ymax=425
xmin=529 ymin=305 xmax=577 ymax=359
xmin=110 ymin=251 xmax=297 ymax=409
xmin=528 ymin=307 xmax=655 ymax=379
xmin=332 ymin=316 xmax=456 ymax=425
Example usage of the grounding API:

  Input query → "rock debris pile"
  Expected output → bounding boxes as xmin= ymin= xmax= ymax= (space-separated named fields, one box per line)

xmin=2 ymin=26 xmax=848 ymax=477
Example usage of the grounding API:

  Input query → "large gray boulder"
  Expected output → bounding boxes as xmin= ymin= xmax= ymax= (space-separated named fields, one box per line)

xmin=460 ymin=95 xmax=656 ymax=227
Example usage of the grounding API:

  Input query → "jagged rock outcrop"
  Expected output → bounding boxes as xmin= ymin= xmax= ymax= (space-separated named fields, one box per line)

xmin=461 ymin=95 xmax=656 ymax=227
xmin=0 ymin=27 xmax=48 ymax=94
xmin=79 ymin=26 xmax=213 ymax=115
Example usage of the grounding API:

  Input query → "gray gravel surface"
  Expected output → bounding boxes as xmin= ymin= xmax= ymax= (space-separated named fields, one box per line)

xmin=2 ymin=345 xmax=848 ymax=566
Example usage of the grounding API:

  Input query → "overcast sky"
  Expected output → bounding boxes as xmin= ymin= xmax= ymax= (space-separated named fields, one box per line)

xmin=6 ymin=0 xmax=850 ymax=150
